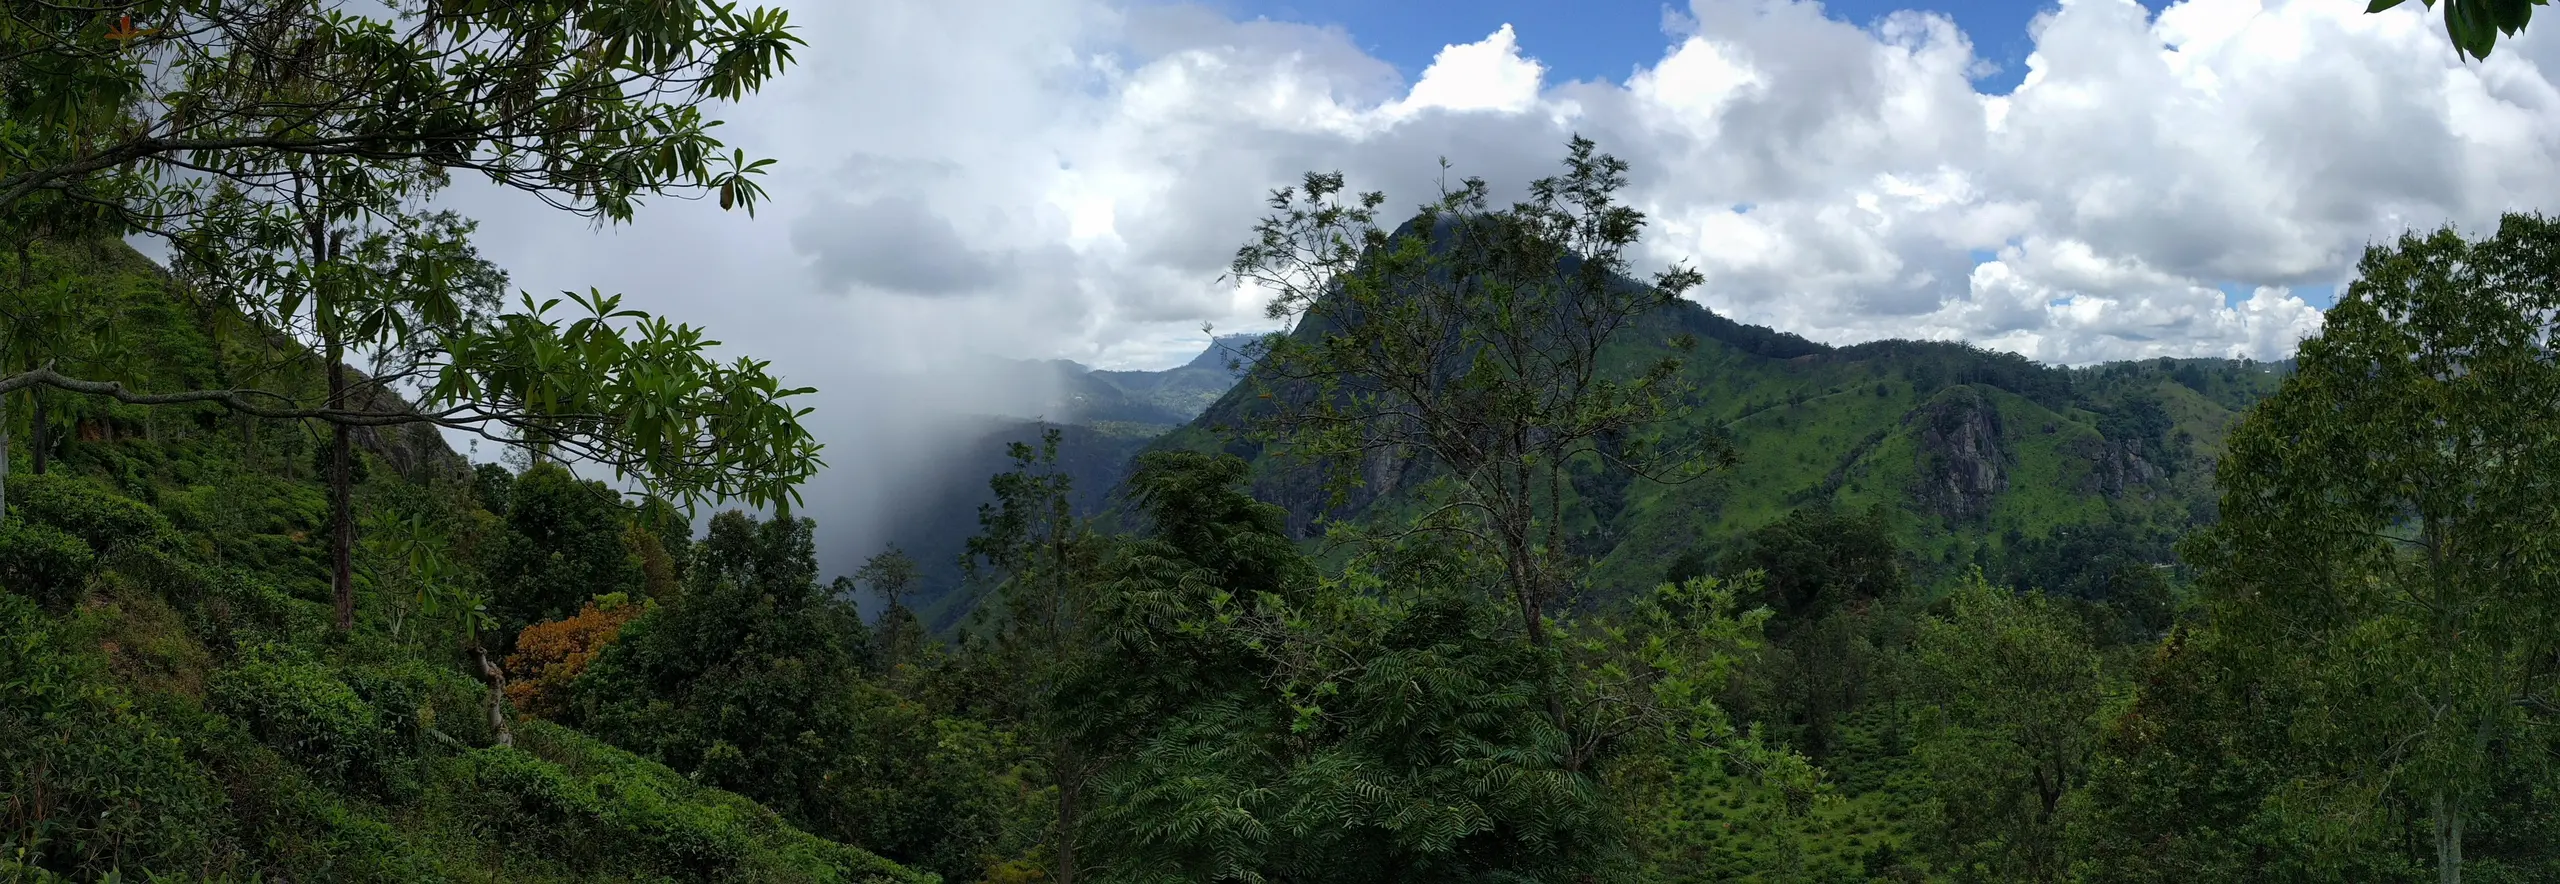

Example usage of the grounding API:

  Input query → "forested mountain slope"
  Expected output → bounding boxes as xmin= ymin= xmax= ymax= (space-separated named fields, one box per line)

xmin=890 ymin=289 xmax=2287 ymax=623
xmin=0 ymin=238 xmax=934 ymax=883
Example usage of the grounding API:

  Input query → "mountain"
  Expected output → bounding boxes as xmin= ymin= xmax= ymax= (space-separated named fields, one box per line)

xmin=868 ymin=336 xmax=1264 ymax=631
xmin=1087 ymin=333 xmax=1259 ymax=419
xmin=1162 ymin=297 xmax=2287 ymax=598
xmin=878 ymin=287 xmax=2288 ymax=626
xmin=982 ymin=333 xmax=1259 ymax=428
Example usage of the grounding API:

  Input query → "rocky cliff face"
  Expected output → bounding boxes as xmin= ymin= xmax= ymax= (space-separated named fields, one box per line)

xmin=1909 ymin=386 xmax=2008 ymax=523
xmin=2085 ymin=438 xmax=2165 ymax=499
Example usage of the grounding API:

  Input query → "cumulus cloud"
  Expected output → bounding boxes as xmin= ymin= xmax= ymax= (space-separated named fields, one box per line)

xmin=426 ymin=0 xmax=2560 ymax=570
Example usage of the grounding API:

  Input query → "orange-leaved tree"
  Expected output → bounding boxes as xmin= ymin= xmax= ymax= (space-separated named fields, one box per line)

xmin=505 ymin=596 xmax=647 ymax=720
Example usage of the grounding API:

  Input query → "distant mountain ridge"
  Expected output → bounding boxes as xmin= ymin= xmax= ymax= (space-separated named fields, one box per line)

xmin=972 ymin=333 xmax=1261 ymax=428
xmin=860 ymin=335 xmax=1265 ymax=629
xmin=871 ymin=301 xmax=2290 ymax=630
xmin=1153 ymin=295 xmax=2287 ymax=601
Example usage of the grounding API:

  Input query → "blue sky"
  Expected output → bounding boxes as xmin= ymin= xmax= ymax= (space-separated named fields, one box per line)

xmin=1209 ymin=0 xmax=2346 ymax=313
xmin=1212 ymin=0 xmax=2154 ymax=95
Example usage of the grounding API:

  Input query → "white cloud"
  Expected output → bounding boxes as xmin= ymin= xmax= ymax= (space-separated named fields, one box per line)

xmin=428 ymin=0 xmax=2560 ymax=567
xmin=1388 ymin=23 xmax=1548 ymax=117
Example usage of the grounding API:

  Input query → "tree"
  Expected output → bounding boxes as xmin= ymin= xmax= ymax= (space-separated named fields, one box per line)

xmin=1076 ymin=451 xmax=1658 ymax=883
xmin=200 ymin=156 xmax=506 ymax=630
xmin=962 ymin=428 xmax=1116 ymax=884
xmin=482 ymin=462 xmax=646 ymax=639
xmin=1226 ymin=136 xmax=1727 ymax=742
xmin=0 ymin=1 xmax=825 ymax=630
xmin=1597 ymin=573 xmax=1825 ymax=883
xmin=856 ymin=545 xmax=927 ymax=672
xmin=856 ymin=544 xmax=920 ymax=612
xmin=2183 ymin=213 xmax=2560 ymax=884
xmin=1908 ymin=573 xmax=2116 ymax=882
xmin=2068 ymin=624 xmax=2415 ymax=883
xmin=1731 ymin=503 xmax=1907 ymax=631
xmin=573 ymin=510 xmax=871 ymax=829
xmin=0 ymin=241 xmax=116 ymax=521
xmin=0 ymin=0 xmax=798 ymax=220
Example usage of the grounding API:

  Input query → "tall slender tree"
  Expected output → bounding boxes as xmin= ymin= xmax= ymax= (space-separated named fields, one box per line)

xmin=963 ymin=428 xmax=1114 ymax=884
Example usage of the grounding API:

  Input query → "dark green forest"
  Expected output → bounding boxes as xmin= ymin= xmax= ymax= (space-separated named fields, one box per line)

xmin=8 ymin=3 xmax=2560 ymax=883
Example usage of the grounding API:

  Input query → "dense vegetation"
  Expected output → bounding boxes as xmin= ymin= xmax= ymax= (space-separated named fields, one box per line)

xmin=15 ymin=149 xmax=2560 ymax=884
xmin=9 ymin=2 xmax=2560 ymax=882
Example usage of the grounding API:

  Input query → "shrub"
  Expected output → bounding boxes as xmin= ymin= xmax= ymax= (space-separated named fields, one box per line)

xmin=208 ymin=646 xmax=399 ymax=794
xmin=10 ymin=473 xmax=172 ymax=553
xmin=505 ymin=596 xmax=646 ymax=720
xmin=341 ymin=656 xmax=492 ymax=764
xmin=0 ymin=593 xmax=223 ymax=877
xmin=0 ymin=519 xmax=93 ymax=607
xmin=468 ymin=721 xmax=934 ymax=883
xmin=191 ymin=566 xmax=325 ymax=650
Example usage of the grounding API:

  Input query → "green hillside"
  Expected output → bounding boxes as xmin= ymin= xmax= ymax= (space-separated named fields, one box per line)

xmin=1144 ymin=297 xmax=2286 ymax=607
xmin=875 ymin=296 xmax=2287 ymax=626
xmin=0 ymin=239 xmax=936 ymax=884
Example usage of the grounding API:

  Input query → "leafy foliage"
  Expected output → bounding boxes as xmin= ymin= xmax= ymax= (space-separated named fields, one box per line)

xmin=505 ymin=596 xmax=646 ymax=721
xmin=2367 ymin=0 xmax=2548 ymax=60
xmin=2180 ymin=212 xmax=2560 ymax=883
xmin=0 ymin=592 xmax=223 ymax=877
xmin=483 ymin=462 xmax=645 ymax=638
xmin=0 ymin=235 xmax=917 ymax=883
xmin=1908 ymin=575 xmax=2116 ymax=882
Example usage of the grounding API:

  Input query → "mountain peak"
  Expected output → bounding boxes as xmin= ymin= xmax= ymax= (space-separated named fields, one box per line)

xmin=1183 ymin=333 xmax=1263 ymax=375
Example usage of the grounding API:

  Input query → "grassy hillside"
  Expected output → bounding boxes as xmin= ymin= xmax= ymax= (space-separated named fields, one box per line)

xmin=0 ymin=239 xmax=932 ymax=884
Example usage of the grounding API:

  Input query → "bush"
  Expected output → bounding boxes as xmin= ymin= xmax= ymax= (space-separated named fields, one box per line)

xmin=208 ymin=646 xmax=401 ymax=794
xmin=0 ymin=593 xmax=224 ymax=877
xmin=505 ymin=597 xmax=646 ymax=720
xmin=193 ymin=726 xmax=446 ymax=884
xmin=340 ymin=655 xmax=493 ymax=765
xmin=0 ymin=519 xmax=93 ymax=607
xmin=10 ymin=473 xmax=172 ymax=553
xmin=468 ymin=721 xmax=935 ymax=884
xmin=189 ymin=566 xmax=325 ymax=651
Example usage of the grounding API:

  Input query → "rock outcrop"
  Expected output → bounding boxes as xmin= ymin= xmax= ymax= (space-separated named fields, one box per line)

xmin=1909 ymin=386 xmax=2008 ymax=523
xmin=2085 ymin=438 xmax=2165 ymax=499
xmin=341 ymin=369 xmax=474 ymax=486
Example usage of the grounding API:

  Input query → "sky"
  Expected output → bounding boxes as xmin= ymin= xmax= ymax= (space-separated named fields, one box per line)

xmin=430 ymin=0 xmax=2560 ymax=574
xmin=1211 ymin=0 xmax=2065 ymax=93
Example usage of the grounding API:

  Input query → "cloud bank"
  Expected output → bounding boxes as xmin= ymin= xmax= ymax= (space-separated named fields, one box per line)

xmin=436 ymin=0 xmax=2560 ymax=571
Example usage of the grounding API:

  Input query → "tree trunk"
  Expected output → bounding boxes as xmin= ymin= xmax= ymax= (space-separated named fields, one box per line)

xmin=1054 ymin=757 xmax=1080 ymax=884
xmin=2435 ymin=789 xmax=2463 ymax=884
xmin=1509 ymin=527 xmax=1574 ymax=757
xmin=477 ymin=647 xmax=515 ymax=748
xmin=29 ymin=389 xmax=44 ymax=475
xmin=329 ymin=342 xmax=356 ymax=632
